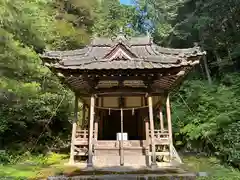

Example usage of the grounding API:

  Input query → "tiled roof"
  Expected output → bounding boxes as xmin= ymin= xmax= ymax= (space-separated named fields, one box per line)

xmin=40 ymin=34 xmax=205 ymax=70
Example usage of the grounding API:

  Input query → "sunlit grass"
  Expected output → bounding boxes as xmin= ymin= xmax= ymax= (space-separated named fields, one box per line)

xmin=0 ymin=154 xmax=239 ymax=179
xmin=0 ymin=153 xmax=71 ymax=179
xmin=183 ymin=156 xmax=240 ymax=180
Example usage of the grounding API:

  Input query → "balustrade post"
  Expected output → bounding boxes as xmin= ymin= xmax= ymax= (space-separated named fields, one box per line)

xmin=69 ymin=95 xmax=78 ymax=164
xmin=148 ymin=96 xmax=157 ymax=167
xmin=88 ymin=95 xmax=95 ymax=167
xmin=166 ymin=94 xmax=173 ymax=161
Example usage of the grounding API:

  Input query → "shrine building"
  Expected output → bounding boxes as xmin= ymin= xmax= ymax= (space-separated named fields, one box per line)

xmin=40 ymin=32 xmax=205 ymax=168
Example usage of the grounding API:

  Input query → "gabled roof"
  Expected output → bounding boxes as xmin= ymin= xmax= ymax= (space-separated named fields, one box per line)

xmin=40 ymin=33 xmax=206 ymax=95
xmin=40 ymin=33 xmax=205 ymax=71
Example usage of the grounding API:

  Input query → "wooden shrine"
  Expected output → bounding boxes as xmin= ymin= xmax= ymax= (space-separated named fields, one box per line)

xmin=40 ymin=32 xmax=205 ymax=168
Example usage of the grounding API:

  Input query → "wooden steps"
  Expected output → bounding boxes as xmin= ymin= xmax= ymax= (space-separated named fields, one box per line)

xmin=70 ymin=129 xmax=182 ymax=166
xmin=94 ymin=140 xmax=148 ymax=156
xmin=93 ymin=155 xmax=148 ymax=167
xmin=93 ymin=140 xmax=149 ymax=166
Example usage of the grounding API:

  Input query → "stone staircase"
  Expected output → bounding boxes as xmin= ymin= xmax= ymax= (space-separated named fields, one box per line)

xmin=93 ymin=140 xmax=149 ymax=167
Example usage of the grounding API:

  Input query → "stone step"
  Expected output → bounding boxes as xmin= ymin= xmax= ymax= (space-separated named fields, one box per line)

xmin=148 ymin=151 xmax=170 ymax=156
xmin=93 ymin=155 xmax=148 ymax=167
xmin=96 ymin=140 xmax=148 ymax=147
xmin=94 ymin=147 xmax=147 ymax=156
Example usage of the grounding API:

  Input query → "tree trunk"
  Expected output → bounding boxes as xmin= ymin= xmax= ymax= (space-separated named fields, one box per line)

xmin=199 ymin=31 xmax=212 ymax=85
xmin=214 ymin=50 xmax=223 ymax=73
xmin=203 ymin=55 xmax=212 ymax=85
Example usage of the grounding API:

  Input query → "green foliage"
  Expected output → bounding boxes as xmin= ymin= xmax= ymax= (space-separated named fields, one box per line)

xmin=53 ymin=0 xmax=99 ymax=49
xmin=0 ymin=0 xmax=96 ymax=155
xmin=137 ymin=0 xmax=240 ymax=72
xmin=93 ymin=0 xmax=138 ymax=36
xmin=136 ymin=0 xmax=185 ymax=44
xmin=0 ymin=0 xmax=79 ymax=153
xmin=172 ymin=73 xmax=240 ymax=167
xmin=0 ymin=151 xmax=11 ymax=165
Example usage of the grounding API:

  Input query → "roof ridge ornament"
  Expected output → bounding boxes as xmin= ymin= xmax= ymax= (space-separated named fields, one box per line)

xmin=119 ymin=27 xmax=123 ymax=34
xmin=115 ymin=27 xmax=127 ymax=43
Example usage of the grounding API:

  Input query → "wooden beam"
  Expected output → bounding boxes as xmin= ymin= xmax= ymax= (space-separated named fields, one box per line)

xmin=98 ymin=75 xmax=157 ymax=81
xmin=64 ymin=72 xmax=180 ymax=93
xmin=56 ymin=67 xmax=184 ymax=76
xmin=53 ymin=67 xmax=188 ymax=96
xmin=148 ymin=96 xmax=157 ymax=167
xmin=166 ymin=94 xmax=173 ymax=161
xmin=68 ymin=76 xmax=92 ymax=92
xmin=82 ymin=74 xmax=99 ymax=90
xmin=96 ymin=87 xmax=147 ymax=93
xmin=143 ymin=76 xmax=155 ymax=92
xmin=69 ymin=95 xmax=78 ymax=164
xmin=71 ymin=78 xmax=175 ymax=93
xmin=88 ymin=95 xmax=95 ymax=167
xmin=168 ymin=67 xmax=191 ymax=91
xmin=95 ymin=87 xmax=165 ymax=94
xmin=96 ymin=92 xmax=163 ymax=97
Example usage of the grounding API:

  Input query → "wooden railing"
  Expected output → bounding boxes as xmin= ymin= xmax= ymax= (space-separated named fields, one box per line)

xmin=75 ymin=129 xmax=97 ymax=141
xmin=149 ymin=130 xmax=169 ymax=139
xmin=76 ymin=129 xmax=88 ymax=140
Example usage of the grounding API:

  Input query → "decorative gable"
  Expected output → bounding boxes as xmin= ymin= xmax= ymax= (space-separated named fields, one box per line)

xmin=104 ymin=43 xmax=138 ymax=60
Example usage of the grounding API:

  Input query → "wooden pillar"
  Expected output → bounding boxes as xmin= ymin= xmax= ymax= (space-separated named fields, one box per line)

xmin=159 ymin=105 xmax=164 ymax=132
xmin=148 ymin=96 xmax=157 ymax=167
xmin=166 ymin=94 xmax=173 ymax=160
xmin=120 ymin=108 xmax=124 ymax=166
xmin=69 ymin=95 xmax=78 ymax=164
xmin=88 ymin=95 xmax=95 ymax=167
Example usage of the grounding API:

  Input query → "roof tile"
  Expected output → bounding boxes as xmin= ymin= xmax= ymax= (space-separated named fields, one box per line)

xmin=40 ymin=34 xmax=205 ymax=70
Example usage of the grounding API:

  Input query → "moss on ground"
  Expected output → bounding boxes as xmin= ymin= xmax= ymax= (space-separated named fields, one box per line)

xmin=0 ymin=153 xmax=77 ymax=179
xmin=0 ymin=154 xmax=239 ymax=179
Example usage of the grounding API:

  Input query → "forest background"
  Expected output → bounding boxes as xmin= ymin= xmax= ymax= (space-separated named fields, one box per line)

xmin=0 ymin=0 xmax=239 ymax=170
